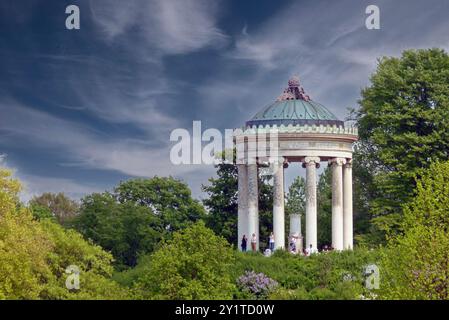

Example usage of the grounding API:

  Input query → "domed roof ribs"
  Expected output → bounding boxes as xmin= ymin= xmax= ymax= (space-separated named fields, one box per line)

xmin=245 ymin=76 xmax=344 ymax=128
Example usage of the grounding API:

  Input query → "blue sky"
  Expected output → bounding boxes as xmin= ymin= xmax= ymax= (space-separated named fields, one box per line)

xmin=1 ymin=0 xmax=449 ymax=201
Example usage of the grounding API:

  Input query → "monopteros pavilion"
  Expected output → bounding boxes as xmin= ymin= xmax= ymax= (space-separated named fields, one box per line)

xmin=234 ymin=76 xmax=358 ymax=252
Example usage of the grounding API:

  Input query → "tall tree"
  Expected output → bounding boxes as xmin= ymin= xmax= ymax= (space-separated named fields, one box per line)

xmin=202 ymin=162 xmax=273 ymax=250
xmin=202 ymin=162 xmax=238 ymax=246
xmin=355 ymin=48 xmax=449 ymax=243
xmin=29 ymin=192 xmax=79 ymax=226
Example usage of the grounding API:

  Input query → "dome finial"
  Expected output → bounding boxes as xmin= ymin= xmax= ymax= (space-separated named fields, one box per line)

xmin=288 ymin=75 xmax=300 ymax=88
xmin=277 ymin=75 xmax=311 ymax=101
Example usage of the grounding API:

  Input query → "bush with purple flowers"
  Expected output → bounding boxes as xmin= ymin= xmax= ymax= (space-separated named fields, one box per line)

xmin=237 ymin=271 xmax=278 ymax=299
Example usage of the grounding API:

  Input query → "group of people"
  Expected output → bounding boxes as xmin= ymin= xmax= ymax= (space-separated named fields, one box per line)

xmin=241 ymin=232 xmax=334 ymax=257
xmin=240 ymin=232 xmax=275 ymax=252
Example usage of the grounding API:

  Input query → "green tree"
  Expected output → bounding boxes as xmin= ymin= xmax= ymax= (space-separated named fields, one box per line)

xmin=30 ymin=203 xmax=56 ymax=222
xmin=0 ymin=167 xmax=131 ymax=300
xmin=135 ymin=221 xmax=236 ymax=299
xmin=74 ymin=177 xmax=205 ymax=268
xmin=115 ymin=177 xmax=206 ymax=231
xmin=202 ymin=161 xmax=238 ymax=246
xmin=0 ymin=168 xmax=53 ymax=299
xmin=380 ymin=161 xmax=449 ymax=299
xmin=202 ymin=162 xmax=273 ymax=250
xmin=74 ymin=192 xmax=165 ymax=269
xmin=29 ymin=192 xmax=79 ymax=226
xmin=355 ymin=48 xmax=449 ymax=243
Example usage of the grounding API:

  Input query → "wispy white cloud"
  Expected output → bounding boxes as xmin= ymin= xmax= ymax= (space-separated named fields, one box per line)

xmin=89 ymin=0 xmax=227 ymax=55
xmin=3 ymin=0 xmax=449 ymax=201
xmin=0 ymin=100 xmax=216 ymax=198
xmin=213 ymin=0 xmax=449 ymax=123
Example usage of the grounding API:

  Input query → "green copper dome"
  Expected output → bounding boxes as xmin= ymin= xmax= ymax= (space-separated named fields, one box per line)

xmin=246 ymin=77 xmax=343 ymax=128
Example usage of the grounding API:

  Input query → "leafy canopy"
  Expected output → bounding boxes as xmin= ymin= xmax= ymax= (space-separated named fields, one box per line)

xmin=355 ymin=48 xmax=449 ymax=242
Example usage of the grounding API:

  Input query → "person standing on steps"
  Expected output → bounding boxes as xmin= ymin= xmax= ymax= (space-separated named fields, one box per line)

xmin=241 ymin=235 xmax=247 ymax=252
xmin=251 ymin=233 xmax=257 ymax=252
xmin=269 ymin=232 xmax=275 ymax=252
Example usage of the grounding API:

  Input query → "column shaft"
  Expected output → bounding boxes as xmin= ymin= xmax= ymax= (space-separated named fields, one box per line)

xmin=237 ymin=164 xmax=248 ymax=251
xmin=272 ymin=159 xmax=285 ymax=250
xmin=343 ymin=161 xmax=353 ymax=250
xmin=305 ymin=157 xmax=319 ymax=251
xmin=331 ymin=158 xmax=345 ymax=251
xmin=247 ymin=163 xmax=259 ymax=251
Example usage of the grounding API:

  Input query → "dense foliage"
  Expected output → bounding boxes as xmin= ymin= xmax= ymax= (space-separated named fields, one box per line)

xmin=231 ymin=249 xmax=381 ymax=300
xmin=355 ymin=48 xmax=449 ymax=243
xmin=0 ymin=168 xmax=131 ymax=299
xmin=73 ymin=177 xmax=206 ymax=268
xmin=133 ymin=222 xmax=236 ymax=299
xmin=379 ymin=161 xmax=449 ymax=299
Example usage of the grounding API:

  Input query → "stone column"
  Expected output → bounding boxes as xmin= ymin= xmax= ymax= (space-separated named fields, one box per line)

xmin=272 ymin=157 xmax=285 ymax=250
xmin=237 ymin=164 xmax=248 ymax=251
xmin=303 ymin=156 xmax=320 ymax=251
xmin=247 ymin=163 xmax=259 ymax=251
xmin=343 ymin=160 xmax=353 ymax=250
xmin=330 ymin=157 xmax=346 ymax=251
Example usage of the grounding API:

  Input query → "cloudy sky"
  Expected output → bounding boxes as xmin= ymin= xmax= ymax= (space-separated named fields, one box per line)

xmin=1 ymin=0 xmax=449 ymax=202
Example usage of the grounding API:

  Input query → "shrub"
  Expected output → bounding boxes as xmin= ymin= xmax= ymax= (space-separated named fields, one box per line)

xmin=231 ymin=248 xmax=380 ymax=300
xmin=237 ymin=271 xmax=278 ymax=299
xmin=134 ymin=221 xmax=236 ymax=299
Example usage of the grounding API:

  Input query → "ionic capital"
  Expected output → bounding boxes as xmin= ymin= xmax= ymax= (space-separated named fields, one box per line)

xmin=304 ymin=156 xmax=320 ymax=164
xmin=344 ymin=159 xmax=353 ymax=168
xmin=329 ymin=157 xmax=347 ymax=166
xmin=302 ymin=156 xmax=320 ymax=169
